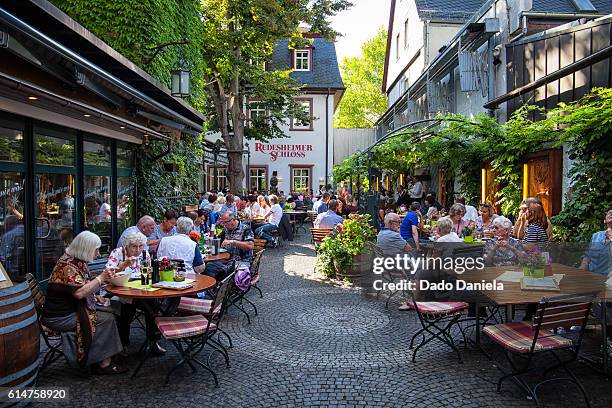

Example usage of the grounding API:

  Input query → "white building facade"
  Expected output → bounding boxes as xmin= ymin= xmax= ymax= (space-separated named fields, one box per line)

xmin=244 ymin=35 xmax=344 ymax=194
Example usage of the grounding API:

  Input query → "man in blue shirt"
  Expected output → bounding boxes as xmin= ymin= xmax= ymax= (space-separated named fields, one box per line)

xmin=314 ymin=199 xmax=344 ymax=229
xmin=400 ymin=202 xmax=421 ymax=250
xmin=313 ymin=192 xmax=330 ymax=214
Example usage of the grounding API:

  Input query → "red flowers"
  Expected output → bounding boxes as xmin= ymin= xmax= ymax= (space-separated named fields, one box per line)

xmin=189 ymin=231 xmax=201 ymax=242
xmin=159 ymin=257 xmax=174 ymax=271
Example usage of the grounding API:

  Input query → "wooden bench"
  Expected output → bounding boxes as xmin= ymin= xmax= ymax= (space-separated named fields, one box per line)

xmin=253 ymin=238 xmax=267 ymax=253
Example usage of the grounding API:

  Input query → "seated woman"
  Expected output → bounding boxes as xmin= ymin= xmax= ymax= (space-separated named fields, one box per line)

xmin=484 ymin=216 xmax=524 ymax=266
xmin=435 ymin=216 xmax=463 ymax=243
xmin=448 ymin=203 xmax=470 ymax=236
xmin=221 ymin=194 xmax=238 ymax=216
xmin=42 ymin=231 xmax=126 ymax=374
xmin=157 ymin=217 xmax=205 ymax=273
xmin=192 ymin=208 xmax=210 ymax=234
xmin=475 ymin=202 xmax=497 ymax=236
xmin=257 ymin=195 xmax=270 ymax=217
xmin=147 ymin=209 xmax=177 ymax=254
xmin=105 ymin=231 xmax=160 ymax=354
xmin=522 ymin=202 xmax=549 ymax=249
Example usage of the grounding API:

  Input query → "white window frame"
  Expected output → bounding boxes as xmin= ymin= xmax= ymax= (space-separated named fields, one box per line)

xmin=208 ymin=166 xmax=227 ymax=191
xmin=248 ymin=101 xmax=267 ymax=127
xmin=294 ymin=49 xmax=311 ymax=71
xmin=249 ymin=167 xmax=267 ymax=191
xmin=291 ymin=167 xmax=311 ymax=192
xmin=290 ymin=99 xmax=313 ymax=130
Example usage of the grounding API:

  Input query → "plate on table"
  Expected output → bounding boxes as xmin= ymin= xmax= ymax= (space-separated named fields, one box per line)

xmin=218 ymin=248 xmax=228 ymax=253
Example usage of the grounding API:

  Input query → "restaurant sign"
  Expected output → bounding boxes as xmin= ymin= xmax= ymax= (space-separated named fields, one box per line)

xmin=254 ymin=143 xmax=313 ymax=162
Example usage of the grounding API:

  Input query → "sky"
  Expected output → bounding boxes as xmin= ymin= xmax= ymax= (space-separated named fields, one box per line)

xmin=331 ymin=0 xmax=392 ymax=63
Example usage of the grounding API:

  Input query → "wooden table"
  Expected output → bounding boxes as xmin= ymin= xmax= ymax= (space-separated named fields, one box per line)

xmin=106 ymin=274 xmax=217 ymax=377
xmin=105 ymin=273 xmax=216 ymax=299
xmin=459 ymin=263 xmax=610 ymax=374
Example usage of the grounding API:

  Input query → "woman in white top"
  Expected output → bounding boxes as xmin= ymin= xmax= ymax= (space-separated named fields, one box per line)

xmin=214 ymin=196 xmax=225 ymax=213
xmin=435 ymin=217 xmax=463 ymax=243
xmin=257 ymin=195 xmax=270 ymax=216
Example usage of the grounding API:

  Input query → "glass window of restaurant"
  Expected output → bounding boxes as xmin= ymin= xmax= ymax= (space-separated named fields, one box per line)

xmin=291 ymin=167 xmax=311 ymax=192
xmin=0 ymin=110 xmax=137 ymax=281
xmin=249 ymin=167 xmax=266 ymax=191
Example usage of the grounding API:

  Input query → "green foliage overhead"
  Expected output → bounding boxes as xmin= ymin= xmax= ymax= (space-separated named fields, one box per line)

xmin=333 ymin=88 xmax=612 ymax=241
xmin=50 ymin=0 xmax=208 ymax=217
xmin=334 ymin=27 xmax=388 ymax=128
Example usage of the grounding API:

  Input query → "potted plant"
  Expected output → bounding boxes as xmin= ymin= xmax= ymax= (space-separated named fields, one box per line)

xmin=315 ymin=214 xmax=376 ymax=281
xmin=159 ymin=257 xmax=175 ymax=281
xmin=462 ymin=226 xmax=474 ymax=243
xmin=518 ymin=245 xmax=546 ymax=278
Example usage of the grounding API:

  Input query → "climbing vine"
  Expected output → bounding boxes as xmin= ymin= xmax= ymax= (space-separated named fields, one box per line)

xmin=332 ymin=88 xmax=612 ymax=241
xmin=51 ymin=0 xmax=208 ymax=218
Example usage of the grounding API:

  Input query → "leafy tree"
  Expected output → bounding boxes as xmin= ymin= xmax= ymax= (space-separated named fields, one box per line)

xmin=334 ymin=27 xmax=387 ymax=128
xmin=200 ymin=0 xmax=351 ymax=191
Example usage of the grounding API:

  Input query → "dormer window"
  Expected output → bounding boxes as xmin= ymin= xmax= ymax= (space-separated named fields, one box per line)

xmin=293 ymin=49 xmax=311 ymax=71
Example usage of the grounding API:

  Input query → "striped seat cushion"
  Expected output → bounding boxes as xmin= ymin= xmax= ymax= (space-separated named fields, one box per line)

xmin=483 ymin=322 xmax=572 ymax=354
xmin=413 ymin=301 xmax=468 ymax=317
xmin=155 ymin=315 xmax=216 ymax=340
xmin=176 ymin=297 xmax=222 ymax=315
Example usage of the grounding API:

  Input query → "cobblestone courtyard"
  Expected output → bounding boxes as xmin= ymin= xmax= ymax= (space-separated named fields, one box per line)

xmin=38 ymin=233 xmax=611 ymax=407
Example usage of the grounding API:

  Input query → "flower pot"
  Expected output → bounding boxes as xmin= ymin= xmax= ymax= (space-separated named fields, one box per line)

xmin=160 ymin=269 xmax=175 ymax=282
xmin=334 ymin=252 xmax=372 ymax=282
xmin=463 ymin=235 xmax=474 ymax=243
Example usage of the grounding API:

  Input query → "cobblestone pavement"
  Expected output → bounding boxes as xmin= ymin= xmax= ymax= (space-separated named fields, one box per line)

xmin=38 ymin=233 xmax=611 ymax=407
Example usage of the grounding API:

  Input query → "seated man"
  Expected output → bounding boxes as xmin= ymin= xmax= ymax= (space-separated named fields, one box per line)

xmin=313 ymin=192 xmax=330 ymax=214
xmin=314 ymin=199 xmax=344 ymax=229
xmin=157 ymin=217 xmax=205 ymax=273
xmin=255 ymin=194 xmax=283 ymax=247
xmin=376 ymin=212 xmax=412 ymax=256
xmin=219 ymin=211 xmax=255 ymax=263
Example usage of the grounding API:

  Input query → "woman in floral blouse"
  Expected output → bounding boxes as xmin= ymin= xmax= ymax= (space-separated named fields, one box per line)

xmin=42 ymin=231 xmax=126 ymax=374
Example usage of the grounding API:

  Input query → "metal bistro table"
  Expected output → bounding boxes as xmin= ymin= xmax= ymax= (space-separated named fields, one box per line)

xmin=105 ymin=274 xmax=217 ymax=377
xmin=460 ymin=264 xmax=610 ymax=375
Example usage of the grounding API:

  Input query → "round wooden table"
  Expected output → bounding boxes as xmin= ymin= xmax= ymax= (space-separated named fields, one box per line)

xmin=105 ymin=274 xmax=217 ymax=299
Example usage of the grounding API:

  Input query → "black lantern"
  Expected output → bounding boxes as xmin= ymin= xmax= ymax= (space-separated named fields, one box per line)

xmin=171 ymin=67 xmax=190 ymax=98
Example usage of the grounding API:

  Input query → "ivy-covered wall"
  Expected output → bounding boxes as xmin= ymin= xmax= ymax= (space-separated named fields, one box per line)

xmin=51 ymin=0 xmax=207 ymax=219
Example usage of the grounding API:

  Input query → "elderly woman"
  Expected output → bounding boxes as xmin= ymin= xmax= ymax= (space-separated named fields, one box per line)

xmin=157 ymin=217 xmax=205 ymax=273
xmin=105 ymin=231 xmax=155 ymax=353
xmin=448 ymin=203 xmax=470 ymax=236
xmin=42 ymin=231 xmax=126 ymax=374
xmin=435 ymin=216 xmax=463 ymax=242
xmin=484 ymin=216 xmax=524 ymax=266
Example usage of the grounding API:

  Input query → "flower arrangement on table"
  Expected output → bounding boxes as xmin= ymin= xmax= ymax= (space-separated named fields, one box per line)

xmin=158 ymin=257 xmax=176 ymax=281
xmin=518 ymin=245 xmax=546 ymax=278
xmin=315 ymin=213 xmax=376 ymax=280
xmin=462 ymin=226 xmax=474 ymax=242
xmin=189 ymin=231 xmax=208 ymax=254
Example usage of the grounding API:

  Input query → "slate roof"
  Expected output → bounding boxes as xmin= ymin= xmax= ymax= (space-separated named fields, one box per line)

xmin=413 ymin=0 xmax=486 ymax=22
xmin=531 ymin=0 xmax=612 ymax=14
xmin=268 ymin=37 xmax=344 ymax=90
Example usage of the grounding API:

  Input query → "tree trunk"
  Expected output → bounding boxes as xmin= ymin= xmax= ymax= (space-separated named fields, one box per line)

xmin=225 ymin=52 xmax=245 ymax=193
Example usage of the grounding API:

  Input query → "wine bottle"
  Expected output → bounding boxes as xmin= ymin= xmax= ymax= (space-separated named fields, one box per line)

xmin=152 ymin=258 xmax=160 ymax=283
xmin=140 ymin=250 xmax=147 ymax=285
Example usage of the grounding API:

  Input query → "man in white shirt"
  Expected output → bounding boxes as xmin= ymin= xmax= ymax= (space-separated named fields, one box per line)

xmin=456 ymin=196 xmax=478 ymax=223
xmin=409 ymin=176 xmax=423 ymax=202
xmin=255 ymin=194 xmax=283 ymax=247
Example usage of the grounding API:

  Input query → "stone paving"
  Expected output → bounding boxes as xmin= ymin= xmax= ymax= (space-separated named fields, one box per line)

xmin=38 ymin=233 xmax=611 ymax=407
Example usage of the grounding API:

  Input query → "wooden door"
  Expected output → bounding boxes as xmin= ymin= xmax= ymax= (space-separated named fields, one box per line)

xmin=523 ymin=149 xmax=562 ymax=216
xmin=481 ymin=162 xmax=500 ymax=214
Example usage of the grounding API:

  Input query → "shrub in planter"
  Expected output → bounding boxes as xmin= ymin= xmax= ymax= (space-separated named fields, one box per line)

xmin=315 ymin=214 xmax=376 ymax=279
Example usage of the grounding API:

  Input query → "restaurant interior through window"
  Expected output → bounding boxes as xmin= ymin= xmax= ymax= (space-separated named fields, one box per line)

xmin=0 ymin=111 xmax=137 ymax=281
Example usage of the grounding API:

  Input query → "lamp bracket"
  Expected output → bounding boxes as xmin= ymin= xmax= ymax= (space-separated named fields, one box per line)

xmin=144 ymin=39 xmax=189 ymax=65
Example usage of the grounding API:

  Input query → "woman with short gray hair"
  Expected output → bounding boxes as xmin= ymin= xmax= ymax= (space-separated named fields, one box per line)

xmin=448 ymin=203 xmax=470 ymax=236
xmin=435 ymin=216 xmax=463 ymax=243
xmin=157 ymin=216 xmax=205 ymax=273
xmin=484 ymin=216 xmax=524 ymax=266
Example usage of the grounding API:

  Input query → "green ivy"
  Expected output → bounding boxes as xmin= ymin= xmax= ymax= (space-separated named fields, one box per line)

xmin=51 ymin=0 xmax=208 ymax=219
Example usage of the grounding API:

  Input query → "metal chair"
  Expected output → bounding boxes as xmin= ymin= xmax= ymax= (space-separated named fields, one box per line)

xmin=408 ymin=289 xmax=469 ymax=363
xmin=25 ymin=273 xmax=67 ymax=371
xmin=249 ymin=249 xmax=265 ymax=299
xmin=483 ymin=292 xmax=596 ymax=407
xmin=155 ymin=272 xmax=235 ymax=386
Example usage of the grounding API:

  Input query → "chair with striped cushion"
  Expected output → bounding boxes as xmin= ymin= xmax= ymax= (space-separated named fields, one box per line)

xmin=176 ymin=293 xmax=231 ymax=349
xmin=155 ymin=272 xmax=234 ymax=385
xmin=483 ymin=293 xmax=596 ymax=407
xmin=409 ymin=290 xmax=469 ymax=363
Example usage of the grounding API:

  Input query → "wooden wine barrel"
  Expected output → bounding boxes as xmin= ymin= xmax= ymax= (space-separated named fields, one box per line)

xmin=0 ymin=282 xmax=40 ymax=393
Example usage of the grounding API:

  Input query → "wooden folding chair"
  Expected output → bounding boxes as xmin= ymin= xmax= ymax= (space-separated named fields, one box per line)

xmin=483 ymin=292 xmax=596 ymax=407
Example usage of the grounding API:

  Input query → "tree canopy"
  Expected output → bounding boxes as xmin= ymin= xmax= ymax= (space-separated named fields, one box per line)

xmin=334 ymin=27 xmax=387 ymax=128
